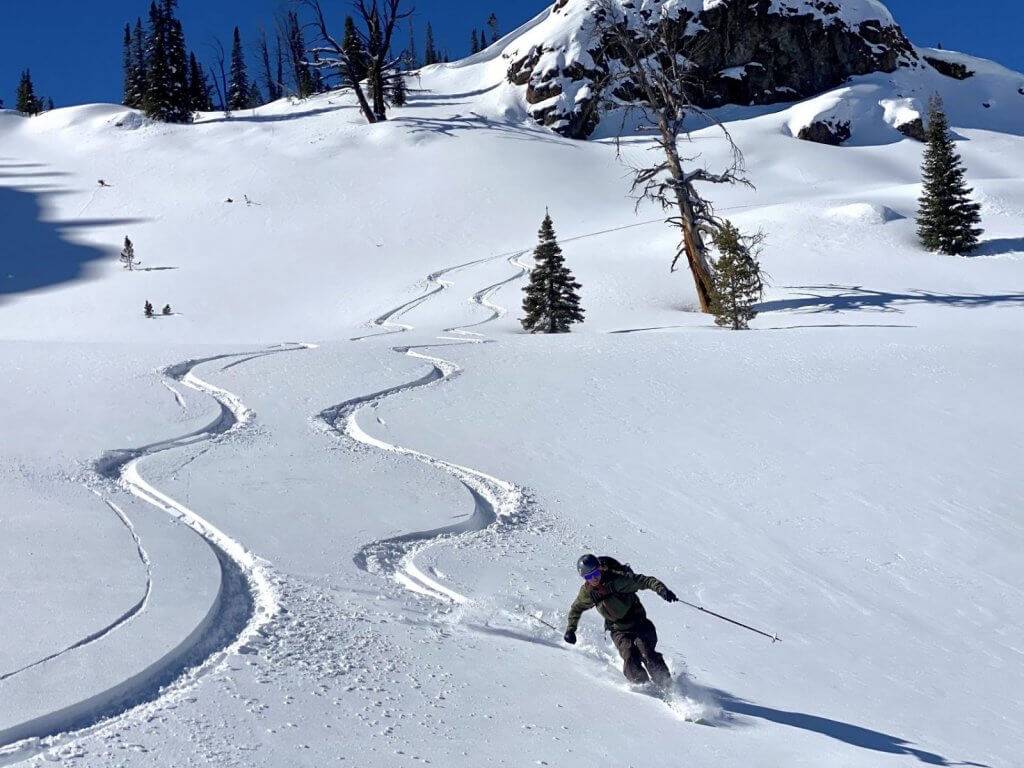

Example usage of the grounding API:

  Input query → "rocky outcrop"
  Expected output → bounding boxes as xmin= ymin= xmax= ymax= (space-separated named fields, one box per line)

xmin=506 ymin=0 xmax=919 ymax=139
xmin=798 ymin=119 xmax=853 ymax=145
xmin=895 ymin=117 xmax=927 ymax=141
xmin=923 ymin=55 xmax=975 ymax=80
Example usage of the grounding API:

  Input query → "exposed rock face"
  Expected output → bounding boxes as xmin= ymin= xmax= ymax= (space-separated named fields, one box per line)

xmin=923 ymin=55 xmax=975 ymax=80
xmin=506 ymin=0 xmax=919 ymax=139
xmin=895 ymin=117 xmax=927 ymax=141
xmin=798 ymin=119 xmax=853 ymax=145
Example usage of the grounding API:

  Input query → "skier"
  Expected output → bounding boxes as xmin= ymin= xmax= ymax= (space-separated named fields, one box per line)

xmin=563 ymin=554 xmax=678 ymax=688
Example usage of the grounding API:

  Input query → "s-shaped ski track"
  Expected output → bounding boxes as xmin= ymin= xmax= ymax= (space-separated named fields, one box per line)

xmin=321 ymin=254 xmax=531 ymax=604
xmin=0 ymin=343 xmax=312 ymax=764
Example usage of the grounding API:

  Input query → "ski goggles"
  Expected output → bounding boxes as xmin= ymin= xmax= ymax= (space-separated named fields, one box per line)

xmin=581 ymin=567 xmax=601 ymax=581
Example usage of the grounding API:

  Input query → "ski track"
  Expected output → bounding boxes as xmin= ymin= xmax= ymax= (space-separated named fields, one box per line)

xmin=0 ymin=343 xmax=312 ymax=763
xmin=0 ymin=496 xmax=153 ymax=686
xmin=321 ymin=254 xmax=532 ymax=604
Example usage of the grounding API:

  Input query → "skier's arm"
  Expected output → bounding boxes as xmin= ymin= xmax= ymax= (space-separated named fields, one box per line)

xmin=565 ymin=588 xmax=596 ymax=633
xmin=619 ymin=573 xmax=676 ymax=601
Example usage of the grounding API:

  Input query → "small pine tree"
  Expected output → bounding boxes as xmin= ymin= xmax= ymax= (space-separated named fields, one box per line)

xmin=162 ymin=304 xmax=172 ymax=315
xmin=285 ymin=11 xmax=314 ymax=99
xmin=406 ymin=20 xmax=419 ymax=69
xmin=470 ymin=30 xmax=480 ymax=55
xmin=128 ymin=19 xmax=148 ymax=109
xmin=389 ymin=70 xmax=408 ymax=106
xmin=487 ymin=13 xmax=500 ymax=44
xmin=120 ymin=237 xmax=140 ymax=270
xmin=710 ymin=222 xmax=764 ymax=331
xmin=16 ymin=70 xmax=41 ymax=115
xmin=144 ymin=300 xmax=154 ymax=318
xmin=187 ymin=52 xmax=211 ymax=111
xmin=917 ymin=96 xmax=983 ymax=255
xmin=123 ymin=24 xmax=135 ymax=105
xmin=424 ymin=23 xmax=439 ymax=66
xmin=342 ymin=17 xmax=369 ymax=86
xmin=521 ymin=211 xmax=585 ymax=333
xmin=246 ymin=82 xmax=264 ymax=109
xmin=227 ymin=27 xmax=249 ymax=112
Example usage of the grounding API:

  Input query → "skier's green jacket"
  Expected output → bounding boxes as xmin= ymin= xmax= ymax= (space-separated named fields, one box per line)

xmin=566 ymin=571 xmax=671 ymax=633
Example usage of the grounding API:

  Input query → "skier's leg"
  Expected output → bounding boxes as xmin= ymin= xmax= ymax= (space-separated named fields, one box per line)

xmin=635 ymin=620 xmax=671 ymax=688
xmin=611 ymin=629 xmax=649 ymax=684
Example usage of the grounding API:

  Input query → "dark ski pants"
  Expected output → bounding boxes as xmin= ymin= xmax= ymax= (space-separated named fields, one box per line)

xmin=611 ymin=619 xmax=670 ymax=686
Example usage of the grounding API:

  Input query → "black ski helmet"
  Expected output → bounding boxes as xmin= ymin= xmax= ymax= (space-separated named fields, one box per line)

xmin=577 ymin=554 xmax=601 ymax=578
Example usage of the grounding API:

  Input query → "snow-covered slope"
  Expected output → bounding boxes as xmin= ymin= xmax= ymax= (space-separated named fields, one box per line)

xmin=1 ymin=9 xmax=1022 ymax=767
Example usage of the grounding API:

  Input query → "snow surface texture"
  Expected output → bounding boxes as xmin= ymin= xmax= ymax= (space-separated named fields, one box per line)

xmin=1 ymin=9 xmax=1023 ymax=766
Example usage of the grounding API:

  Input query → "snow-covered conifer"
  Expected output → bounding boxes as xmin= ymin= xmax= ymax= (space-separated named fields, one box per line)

xmin=120 ymin=237 xmax=140 ymax=271
xmin=917 ymin=96 xmax=983 ymax=255
xmin=521 ymin=212 xmax=585 ymax=333
xmin=227 ymin=27 xmax=250 ymax=112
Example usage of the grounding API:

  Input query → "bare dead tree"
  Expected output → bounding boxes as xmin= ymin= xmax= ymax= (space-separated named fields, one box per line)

xmin=206 ymin=37 xmax=230 ymax=114
xmin=301 ymin=0 xmax=412 ymax=123
xmin=593 ymin=0 xmax=754 ymax=313
xmin=258 ymin=28 xmax=284 ymax=101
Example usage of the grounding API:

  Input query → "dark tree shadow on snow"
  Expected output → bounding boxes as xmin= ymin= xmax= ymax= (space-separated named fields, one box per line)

xmin=971 ymin=237 xmax=1024 ymax=258
xmin=706 ymin=688 xmax=989 ymax=767
xmin=396 ymin=112 xmax=577 ymax=147
xmin=757 ymin=285 xmax=1024 ymax=314
xmin=0 ymin=179 xmax=147 ymax=302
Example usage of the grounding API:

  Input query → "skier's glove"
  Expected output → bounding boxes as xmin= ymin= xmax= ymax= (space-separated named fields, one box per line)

xmin=564 ymin=630 xmax=577 ymax=645
xmin=662 ymin=589 xmax=679 ymax=603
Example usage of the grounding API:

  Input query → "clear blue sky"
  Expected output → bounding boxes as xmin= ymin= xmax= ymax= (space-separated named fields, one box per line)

xmin=1 ymin=0 xmax=1021 ymax=108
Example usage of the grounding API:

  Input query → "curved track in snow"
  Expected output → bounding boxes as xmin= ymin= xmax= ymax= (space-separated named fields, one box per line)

xmin=0 ymin=344 xmax=310 ymax=762
xmin=320 ymin=254 xmax=530 ymax=603
xmin=0 ymin=497 xmax=153 ymax=685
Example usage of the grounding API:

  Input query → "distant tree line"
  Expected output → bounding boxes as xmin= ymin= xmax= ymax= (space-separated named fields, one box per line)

xmin=110 ymin=2 xmax=506 ymax=122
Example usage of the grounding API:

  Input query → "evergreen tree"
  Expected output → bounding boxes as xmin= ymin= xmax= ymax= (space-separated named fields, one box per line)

xmin=123 ymin=24 xmax=135 ymax=105
xmin=406 ymin=20 xmax=418 ymax=69
xmin=424 ymin=23 xmax=439 ymax=65
xmin=471 ymin=30 xmax=480 ymax=55
xmin=120 ymin=237 xmax=140 ymax=271
xmin=44 ymin=97 xmax=54 ymax=112
xmin=187 ymin=52 xmax=212 ymax=111
xmin=342 ymin=17 xmax=369 ymax=86
xmin=142 ymin=2 xmax=191 ymax=122
xmin=246 ymin=82 xmax=264 ymax=109
xmin=16 ymin=70 xmax=41 ymax=115
xmin=163 ymin=2 xmax=190 ymax=118
xmin=227 ymin=27 xmax=250 ymax=112
xmin=521 ymin=212 xmax=585 ymax=333
xmin=128 ymin=19 xmax=148 ymax=108
xmin=917 ymin=96 xmax=983 ymax=255
xmin=710 ymin=222 xmax=764 ymax=330
xmin=389 ymin=70 xmax=407 ymax=106
xmin=486 ymin=13 xmax=500 ymax=44
xmin=162 ymin=304 xmax=172 ymax=315
xmin=144 ymin=300 xmax=154 ymax=318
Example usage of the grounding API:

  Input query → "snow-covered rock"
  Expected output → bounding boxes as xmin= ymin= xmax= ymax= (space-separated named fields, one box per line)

xmin=505 ymin=0 xmax=918 ymax=138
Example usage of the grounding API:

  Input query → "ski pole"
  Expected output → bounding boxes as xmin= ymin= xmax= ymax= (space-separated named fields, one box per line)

xmin=525 ymin=612 xmax=561 ymax=633
xmin=678 ymin=599 xmax=781 ymax=643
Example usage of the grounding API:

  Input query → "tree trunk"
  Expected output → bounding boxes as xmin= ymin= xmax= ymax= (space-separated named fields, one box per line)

xmin=663 ymin=122 xmax=715 ymax=313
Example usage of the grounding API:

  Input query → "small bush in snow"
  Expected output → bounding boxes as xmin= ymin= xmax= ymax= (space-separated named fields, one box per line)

xmin=711 ymin=222 xmax=765 ymax=331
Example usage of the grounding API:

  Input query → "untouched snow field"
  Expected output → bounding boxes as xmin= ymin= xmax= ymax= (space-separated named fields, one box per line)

xmin=1 ymin=14 xmax=1023 ymax=767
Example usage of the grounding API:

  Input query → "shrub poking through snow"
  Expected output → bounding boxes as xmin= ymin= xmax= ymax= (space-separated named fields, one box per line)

xmin=120 ymin=237 xmax=139 ymax=270
xmin=521 ymin=211 xmax=585 ymax=334
xmin=144 ymin=300 xmax=154 ymax=318
xmin=162 ymin=304 xmax=172 ymax=315
xmin=917 ymin=96 xmax=983 ymax=256
xmin=711 ymin=222 xmax=765 ymax=331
